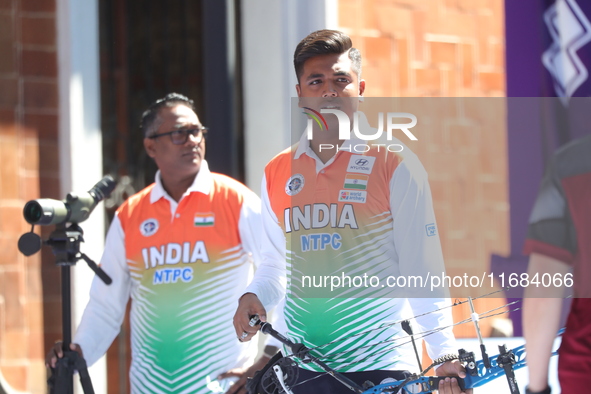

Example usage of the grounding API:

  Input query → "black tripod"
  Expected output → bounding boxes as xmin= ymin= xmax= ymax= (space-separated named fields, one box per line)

xmin=19 ymin=223 xmax=112 ymax=394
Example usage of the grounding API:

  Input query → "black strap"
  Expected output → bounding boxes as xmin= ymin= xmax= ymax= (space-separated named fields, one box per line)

xmin=526 ymin=386 xmax=551 ymax=394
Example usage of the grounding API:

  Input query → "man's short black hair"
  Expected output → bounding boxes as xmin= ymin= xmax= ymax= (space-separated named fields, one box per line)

xmin=293 ymin=29 xmax=362 ymax=83
xmin=141 ymin=93 xmax=195 ymax=137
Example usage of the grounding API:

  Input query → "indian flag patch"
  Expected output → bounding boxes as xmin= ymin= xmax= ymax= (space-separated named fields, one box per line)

xmin=194 ymin=212 xmax=215 ymax=227
xmin=343 ymin=174 xmax=369 ymax=190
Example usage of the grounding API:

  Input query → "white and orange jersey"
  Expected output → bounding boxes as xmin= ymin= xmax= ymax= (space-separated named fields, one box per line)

xmin=246 ymin=132 xmax=457 ymax=373
xmin=74 ymin=161 xmax=261 ymax=394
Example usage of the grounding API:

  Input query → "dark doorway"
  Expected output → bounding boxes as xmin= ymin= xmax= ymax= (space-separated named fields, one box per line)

xmin=100 ymin=0 xmax=244 ymax=195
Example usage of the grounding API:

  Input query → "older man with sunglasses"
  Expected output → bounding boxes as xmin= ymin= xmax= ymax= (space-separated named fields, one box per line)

xmin=47 ymin=93 xmax=277 ymax=394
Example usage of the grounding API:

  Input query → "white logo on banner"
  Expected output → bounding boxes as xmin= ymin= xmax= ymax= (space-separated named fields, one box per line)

xmin=542 ymin=0 xmax=591 ymax=102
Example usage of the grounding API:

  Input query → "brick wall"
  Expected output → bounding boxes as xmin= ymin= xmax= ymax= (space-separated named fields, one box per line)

xmin=0 ymin=0 xmax=59 ymax=392
xmin=338 ymin=0 xmax=510 ymax=340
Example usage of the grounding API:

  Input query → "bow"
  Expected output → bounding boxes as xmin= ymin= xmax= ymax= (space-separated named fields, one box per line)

xmin=247 ymin=291 xmax=563 ymax=394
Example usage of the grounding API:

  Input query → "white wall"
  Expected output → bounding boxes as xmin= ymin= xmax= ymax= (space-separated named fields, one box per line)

xmin=57 ymin=0 xmax=106 ymax=393
xmin=241 ymin=0 xmax=339 ymax=191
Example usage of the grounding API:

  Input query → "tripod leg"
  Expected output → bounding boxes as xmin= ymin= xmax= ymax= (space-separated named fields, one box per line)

xmin=48 ymin=358 xmax=74 ymax=394
xmin=48 ymin=351 xmax=95 ymax=394
xmin=74 ymin=353 xmax=95 ymax=394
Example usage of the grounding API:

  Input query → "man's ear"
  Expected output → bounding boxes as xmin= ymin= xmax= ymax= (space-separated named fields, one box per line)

xmin=359 ymin=79 xmax=366 ymax=96
xmin=144 ymin=137 xmax=156 ymax=158
xmin=295 ymin=84 xmax=303 ymax=107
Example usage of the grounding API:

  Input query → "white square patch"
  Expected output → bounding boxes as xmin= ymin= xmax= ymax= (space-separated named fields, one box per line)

xmin=425 ymin=223 xmax=437 ymax=236
xmin=338 ymin=190 xmax=367 ymax=203
xmin=347 ymin=155 xmax=376 ymax=174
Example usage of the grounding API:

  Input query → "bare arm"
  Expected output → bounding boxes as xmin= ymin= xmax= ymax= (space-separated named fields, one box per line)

xmin=523 ymin=253 xmax=569 ymax=392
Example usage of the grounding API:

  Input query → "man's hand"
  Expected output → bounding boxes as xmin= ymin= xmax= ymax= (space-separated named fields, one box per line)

xmin=221 ymin=347 xmax=278 ymax=394
xmin=434 ymin=360 xmax=472 ymax=394
xmin=233 ymin=293 xmax=267 ymax=342
xmin=45 ymin=341 xmax=83 ymax=368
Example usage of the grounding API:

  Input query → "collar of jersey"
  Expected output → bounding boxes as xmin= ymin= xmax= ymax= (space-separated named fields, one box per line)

xmin=150 ymin=160 xmax=212 ymax=204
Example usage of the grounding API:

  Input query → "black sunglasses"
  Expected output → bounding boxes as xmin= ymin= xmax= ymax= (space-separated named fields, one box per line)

xmin=148 ymin=127 xmax=208 ymax=145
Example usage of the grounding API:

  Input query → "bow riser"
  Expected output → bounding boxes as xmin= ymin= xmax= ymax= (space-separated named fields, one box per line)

xmin=360 ymin=345 xmax=527 ymax=394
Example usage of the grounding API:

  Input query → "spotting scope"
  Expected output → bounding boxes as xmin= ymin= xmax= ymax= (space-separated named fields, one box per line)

xmin=23 ymin=175 xmax=116 ymax=225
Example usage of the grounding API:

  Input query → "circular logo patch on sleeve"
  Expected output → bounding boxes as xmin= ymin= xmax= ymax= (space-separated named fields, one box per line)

xmin=285 ymin=174 xmax=305 ymax=196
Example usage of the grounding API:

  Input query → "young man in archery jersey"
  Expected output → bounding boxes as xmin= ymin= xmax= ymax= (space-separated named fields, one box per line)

xmin=233 ymin=30 xmax=469 ymax=394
